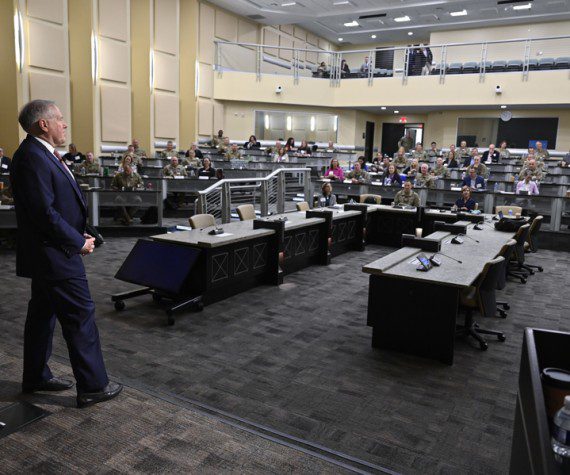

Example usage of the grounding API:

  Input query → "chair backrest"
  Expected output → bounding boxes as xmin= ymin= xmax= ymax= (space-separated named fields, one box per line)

xmin=527 ymin=215 xmax=543 ymax=252
xmin=296 ymin=201 xmax=310 ymax=211
xmin=359 ymin=194 xmax=382 ymax=204
xmin=495 ymin=205 xmax=523 ymax=216
xmin=513 ymin=223 xmax=531 ymax=263
xmin=495 ymin=239 xmax=516 ymax=290
xmin=237 ymin=204 xmax=256 ymax=221
xmin=476 ymin=256 xmax=505 ymax=317
xmin=188 ymin=213 xmax=215 ymax=229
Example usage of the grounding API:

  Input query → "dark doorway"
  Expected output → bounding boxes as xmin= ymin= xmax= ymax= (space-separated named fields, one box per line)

xmin=364 ymin=121 xmax=375 ymax=161
xmin=381 ymin=123 xmax=405 ymax=158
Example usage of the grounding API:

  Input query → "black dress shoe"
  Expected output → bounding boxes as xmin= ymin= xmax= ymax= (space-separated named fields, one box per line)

xmin=22 ymin=377 xmax=74 ymax=393
xmin=77 ymin=382 xmax=123 ymax=409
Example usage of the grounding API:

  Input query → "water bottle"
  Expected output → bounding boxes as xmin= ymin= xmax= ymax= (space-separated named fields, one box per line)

xmin=552 ymin=396 xmax=570 ymax=466
xmin=508 ymin=208 xmax=513 ymax=217
xmin=494 ymin=182 xmax=499 ymax=193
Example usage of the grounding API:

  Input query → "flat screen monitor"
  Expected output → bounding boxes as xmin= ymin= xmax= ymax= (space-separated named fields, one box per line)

xmin=115 ymin=239 xmax=201 ymax=295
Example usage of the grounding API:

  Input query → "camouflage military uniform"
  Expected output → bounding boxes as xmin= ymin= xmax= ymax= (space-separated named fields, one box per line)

xmin=535 ymin=149 xmax=550 ymax=160
xmin=414 ymin=173 xmax=435 ymax=189
xmin=224 ymin=150 xmax=243 ymax=161
xmin=474 ymin=163 xmax=489 ymax=179
xmin=218 ymin=144 xmax=230 ymax=155
xmin=411 ymin=150 xmax=427 ymax=161
xmin=74 ymin=160 xmax=101 ymax=174
xmin=394 ymin=189 xmax=420 ymax=207
xmin=183 ymin=157 xmax=202 ymax=168
xmin=122 ymin=153 xmax=143 ymax=167
xmin=457 ymin=147 xmax=470 ymax=158
xmin=519 ymin=166 xmax=545 ymax=181
xmin=499 ymin=149 xmax=510 ymax=159
xmin=111 ymin=171 xmax=144 ymax=190
xmin=346 ymin=169 xmax=370 ymax=183
xmin=162 ymin=164 xmax=188 ymax=177
xmin=427 ymin=148 xmax=440 ymax=158
xmin=432 ymin=164 xmax=449 ymax=178
xmin=393 ymin=155 xmax=408 ymax=169
xmin=211 ymin=136 xmax=223 ymax=148
xmin=398 ymin=136 xmax=414 ymax=151
xmin=159 ymin=148 xmax=178 ymax=159
xmin=134 ymin=148 xmax=147 ymax=159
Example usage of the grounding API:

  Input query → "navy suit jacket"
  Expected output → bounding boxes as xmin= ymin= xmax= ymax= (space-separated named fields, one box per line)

xmin=461 ymin=175 xmax=486 ymax=190
xmin=11 ymin=135 xmax=87 ymax=280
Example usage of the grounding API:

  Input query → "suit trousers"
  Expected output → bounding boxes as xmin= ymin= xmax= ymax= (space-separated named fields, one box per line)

xmin=23 ymin=275 xmax=109 ymax=393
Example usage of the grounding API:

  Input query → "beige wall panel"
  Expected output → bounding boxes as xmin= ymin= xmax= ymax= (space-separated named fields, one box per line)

xmin=198 ymin=62 xmax=213 ymax=98
xmin=98 ymin=0 xmax=128 ymax=41
xmin=294 ymin=26 xmax=306 ymax=41
xmin=306 ymin=50 xmax=317 ymax=64
xmin=154 ymin=93 xmax=179 ymax=139
xmin=99 ymin=37 xmax=130 ymax=83
xmin=307 ymin=32 xmax=318 ymax=46
xmin=264 ymin=28 xmax=279 ymax=56
xmin=154 ymin=51 xmax=178 ymax=92
xmin=198 ymin=99 xmax=214 ymax=136
xmin=280 ymin=24 xmax=293 ymax=35
xmin=154 ymin=0 xmax=178 ymax=55
xmin=215 ymin=9 xmax=237 ymax=42
xmin=318 ymin=38 xmax=330 ymax=51
xmin=27 ymin=0 xmax=64 ymax=24
xmin=100 ymin=85 xmax=131 ymax=142
xmin=28 ymin=20 xmax=66 ymax=72
xmin=279 ymin=36 xmax=293 ymax=61
xmin=213 ymin=101 xmax=224 ymax=131
xmin=199 ymin=2 xmax=215 ymax=64
xmin=238 ymin=19 xmax=257 ymax=44
xmin=29 ymin=71 xmax=69 ymax=120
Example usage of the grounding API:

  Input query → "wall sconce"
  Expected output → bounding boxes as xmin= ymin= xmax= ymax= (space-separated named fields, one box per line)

xmin=195 ymin=60 xmax=200 ymax=97
xmin=264 ymin=114 xmax=269 ymax=130
xmin=286 ymin=115 xmax=292 ymax=131
xmin=91 ymin=32 xmax=98 ymax=84
xmin=310 ymin=116 xmax=316 ymax=132
xmin=333 ymin=115 xmax=338 ymax=132
xmin=14 ymin=9 xmax=24 ymax=73
xmin=149 ymin=49 xmax=155 ymax=91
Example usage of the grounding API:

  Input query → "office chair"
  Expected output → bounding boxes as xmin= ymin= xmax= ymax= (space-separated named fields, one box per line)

xmin=296 ymin=201 xmax=310 ymax=211
xmin=524 ymin=215 xmax=544 ymax=273
xmin=188 ymin=213 xmax=215 ymax=229
xmin=495 ymin=205 xmax=523 ymax=216
xmin=457 ymin=256 xmax=507 ymax=351
xmin=236 ymin=204 xmax=256 ymax=221
xmin=508 ymin=223 xmax=532 ymax=283
xmin=359 ymin=194 xmax=382 ymax=204
xmin=495 ymin=239 xmax=516 ymax=318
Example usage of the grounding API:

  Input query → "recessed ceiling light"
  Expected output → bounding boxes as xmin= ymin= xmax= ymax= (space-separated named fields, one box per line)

xmin=501 ymin=105 xmax=507 ymax=109
xmin=394 ymin=15 xmax=410 ymax=22
xmin=338 ymin=37 xmax=343 ymax=42
xmin=381 ymin=106 xmax=387 ymax=110
xmin=408 ymin=31 xmax=414 ymax=36
xmin=371 ymin=34 xmax=377 ymax=39
xmin=450 ymin=9 xmax=467 ymax=16
xmin=513 ymin=3 xmax=532 ymax=10
xmin=344 ymin=20 xmax=359 ymax=27
xmin=394 ymin=110 xmax=399 ymax=114
xmin=333 ymin=0 xmax=350 ymax=4
xmin=281 ymin=1 xmax=296 ymax=5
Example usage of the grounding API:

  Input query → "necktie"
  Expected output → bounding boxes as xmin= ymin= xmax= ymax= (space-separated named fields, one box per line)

xmin=54 ymin=150 xmax=76 ymax=181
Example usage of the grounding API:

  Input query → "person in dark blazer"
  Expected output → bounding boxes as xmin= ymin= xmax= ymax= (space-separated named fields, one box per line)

xmin=481 ymin=143 xmax=500 ymax=163
xmin=0 ymin=147 xmax=11 ymax=173
xmin=62 ymin=143 xmax=85 ymax=166
xmin=461 ymin=167 xmax=486 ymax=190
xmin=243 ymin=135 xmax=261 ymax=149
xmin=11 ymin=99 xmax=121 ymax=408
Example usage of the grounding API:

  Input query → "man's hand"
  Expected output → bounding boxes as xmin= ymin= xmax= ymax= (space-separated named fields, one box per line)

xmin=81 ymin=234 xmax=95 ymax=255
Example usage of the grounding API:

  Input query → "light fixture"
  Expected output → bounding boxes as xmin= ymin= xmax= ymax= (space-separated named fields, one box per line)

xmin=408 ymin=31 xmax=414 ymax=36
xmin=394 ymin=15 xmax=410 ymax=22
xmin=91 ymin=32 xmax=98 ymax=84
xmin=513 ymin=3 xmax=532 ymax=10
xmin=450 ymin=9 xmax=467 ymax=16
xmin=371 ymin=34 xmax=377 ymax=39
xmin=194 ymin=60 xmax=200 ymax=97
xmin=286 ymin=115 xmax=292 ymax=131
xmin=264 ymin=114 xmax=270 ymax=130
xmin=150 ymin=49 xmax=155 ymax=91
xmin=13 ymin=9 xmax=24 ymax=73
xmin=394 ymin=110 xmax=399 ymax=114
xmin=500 ymin=105 xmax=507 ymax=109
xmin=333 ymin=0 xmax=350 ymax=4
xmin=381 ymin=106 xmax=387 ymax=110
xmin=338 ymin=37 xmax=343 ymax=42
xmin=281 ymin=1 xmax=296 ymax=6
xmin=333 ymin=115 xmax=338 ymax=132
xmin=310 ymin=116 xmax=316 ymax=132
xmin=344 ymin=20 xmax=359 ymax=27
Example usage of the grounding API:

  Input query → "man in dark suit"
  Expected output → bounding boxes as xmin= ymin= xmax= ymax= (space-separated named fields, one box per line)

xmin=0 ymin=147 xmax=11 ymax=174
xmin=481 ymin=143 xmax=501 ymax=164
xmin=461 ymin=167 xmax=486 ymax=191
xmin=11 ymin=99 xmax=122 ymax=408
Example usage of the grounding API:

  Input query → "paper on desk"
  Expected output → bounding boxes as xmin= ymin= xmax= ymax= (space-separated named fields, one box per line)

xmin=213 ymin=232 xmax=233 ymax=237
xmin=199 ymin=176 xmax=209 ymax=180
xmin=410 ymin=258 xmax=420 ymax=265
xmin=173 ymin=175 xmax=185 ymax=179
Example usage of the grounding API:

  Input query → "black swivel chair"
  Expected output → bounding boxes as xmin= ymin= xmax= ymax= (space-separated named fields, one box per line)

xmin=524 ymin=215 xmax=544 ymax=273
xmin=508 ymin=223 xmax=531 ymax=284
xmin=495 ymin=238 xmax=516 ymax=318
xmin=457 ymin=256 xmax=507 ymax=350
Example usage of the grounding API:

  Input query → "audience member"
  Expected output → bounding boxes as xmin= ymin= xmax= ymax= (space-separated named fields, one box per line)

xmin=398 ymin=132 xmax=414 ymax=152
xmin=218 ymin=137 xmax=231 ymax=154
xmin=394 ymin=180 xmax=420 ymax=207
xmin=111 ymin=164 xmax=144 ymax=225
xmin=382 ymin=163 xmax=402 ymax=186
xmin=244 ymin=135 xmax=260 ymax=149
xmin=74 ymin=152 xmax=100 ymax=174
xmin=324 ymin=158 xmax=344 ymax=181
xmin=462 ymin=147 xmax=478 ymax=168
xmin=186 ymin=142 xmax=203 ymax=159
xmin=445 ymin=150 xmax=459 ymax=168
xmin=210 ymin=129 xmax=224 ymax=148
xmin=317 ymin=62 xmax=328 ymax=77
xmin=414 ymin=163 xmax=435 ymax=188
xmin=393 ymin=146 xmax=408 ymax=168
xmin=519 ymin=158 xmax=545 ymax=182
xmin=360 ymin=56 xmax=371 ymax=74
xmin=472 ymin=156 xmax=489 ymax=179
xmin=162 ymin=156 xmax=187 ymax=177
xmin=427 ymin=141 xmax=440 ymax=158
xmin=498 ymin=140 xmax=510 ymax=159
xmin=273 ymin=147 xmax=289 ymax=162
xmin=454 ymin=186 xmax=477 ymax=211
xmin=63 ymin=143 xmax=84 ymax=166
xmin=118 ymin=154 xmax=137 ymax=174
xmin=0 ymin=147 xmax=12 ymax=174
xmin=535 ymin=141 xmax=549 ymax=160
xmin=346 ymin=162 xmax=370 ymax=184
xmin=325 ymin=140 xmax=336 ymax=152
xmin=457 ymin=140 xmax=470 ymax=158
xmin=183 ymin=150 xmax=201 ymax=168
xmin=198 ymin=157 xmax=216 ymax=178
xmin=432 ymin=157 xmax=449 ymax=178
xmin=297 ymin=139 xmax=312 ymax=155
xmin=411 ymin=143 xmax=427 ymax=161
xmin=419 ymin=44 xmax=433 ymax=75
xmin=340 ymin=59 xmax=350 ymax=76
xmin=516 ymin=174 xmax=539 ymax=195
xmin=224 ymin=143 xmax=243 ymax=161
xmin=403 ymin=158 xmax=419 ymax=178
xmin=444 ymin=144 xmax=456 ymax=160
xmin=461 ymin=167 xmax=486 ymax=190
xmin=284 ymin=137 xmax=296 ymax=152
xmin=131 ymin=138 xmax=147 ymax=158
xmin=318 ymin=182 xmax=337 ymax=207
xmin=482 ymin=143 xmax=500 ymax=164
xmin=356 ymin=156 xmax=369 ymax=171
xmin=159 ymin=140 xmax=178 ymax=159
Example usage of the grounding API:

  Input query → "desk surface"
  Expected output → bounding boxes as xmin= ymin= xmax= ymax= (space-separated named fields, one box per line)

xmin=363 ymin=222 xmax=512 ymax=288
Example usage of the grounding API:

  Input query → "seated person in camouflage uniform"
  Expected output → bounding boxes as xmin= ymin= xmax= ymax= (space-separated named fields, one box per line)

xmin=414 ymin=163 xmax=435 ymax=188
xmin=183 ymin=150 xmax=202 ymax=169
xmin=131 ymin=138 xmax=147 ymax=158
xmin=346 ymin=162 xmax=370 ymax=184
xmin=498 ymin=140 xmax=510 ymax=159
xmin=472 ymin=155 xmax=489 ymax=179
xmin=74 ymin=152 xmax=101 ymax=174
xmin=162 ymin=156 xmax=188 ymax=177
xmin=393 ymin=146 xmax=408 ymax=169
xmin=519 ymin=159 xmax=546 ymax=182
xmin=403 ymin=158 xmax=419 ymax=178
xmin=122 ymin=144 xmax=135 ymax=159
xmin=457 ymin=140 xmax=470 ymax=159
xmin=224 ymin=143 xmax=243 ymax=161
xmin=427 ymin=141 xmax=440 ymax=158
xmin=211 ymin=130 xmax=224 ymax=148
xmin=394 ymin=180 xmax=420 ymax=207
xmin=218 ymin=137 xmax=231 ymax=154
xmin=411 ymin=143 xmax=427 ymax=161
xmin=159 ymin=140 xmax=178 ymax=158
xmin=432 ymin=157 xmax=449 ymax=178
xmin=111 ymin=164 xmax=145 ymax=225
xmin=535 ymin=141 xmax=549 ymax=160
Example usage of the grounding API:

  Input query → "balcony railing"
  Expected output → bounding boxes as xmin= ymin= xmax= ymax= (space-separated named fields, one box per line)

xmin=214 ymin=35 xmax=570 ymax=85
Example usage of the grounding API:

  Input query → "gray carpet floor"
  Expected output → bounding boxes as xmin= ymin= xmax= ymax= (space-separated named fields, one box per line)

xmin=1 ymin=232 xmax=569 ymax=474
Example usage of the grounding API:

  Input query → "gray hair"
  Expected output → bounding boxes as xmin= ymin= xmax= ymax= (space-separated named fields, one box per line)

xmin=18 ymin=99 xmax=56 ymax=133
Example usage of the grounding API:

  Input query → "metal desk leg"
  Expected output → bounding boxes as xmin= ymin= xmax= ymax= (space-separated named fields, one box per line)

xmin=484 ymin=192 xmax=495 ymax=214
xmin=88 ymin=191 xmax=99 ymax=226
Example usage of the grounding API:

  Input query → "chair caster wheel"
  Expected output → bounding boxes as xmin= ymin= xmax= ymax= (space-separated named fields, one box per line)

xmin=498 ymin=334 xmax=506 ymax=342
xmin=499 ymin=310 xmax=507 ymax=319
xmin=195 ymin=301 xmax=204 ymax=312
xmin=538 ymin=267 xmax=543 ymax=272
xmin=504 ymin=304 xmax=510 ymax=310
xmin=520 ymin=278 xmax=527 ymax=284
xmin=152 ymin=293 xmax=162 ymax=303
xmin=479 ymin=342 xmax=488 ymax=351
xmin=114 ymin=300 xmax=125 ymax=311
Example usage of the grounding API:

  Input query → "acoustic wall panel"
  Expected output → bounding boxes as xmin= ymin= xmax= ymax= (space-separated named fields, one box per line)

xmin=29 ymin=71 xmax=69 ymax=120
xmin=238 ymin=19 xmax=257 ymax=44
xmin=99 ymin=38 xmax=130 ymax=83
xmin=199 ymin=2 xmax=215 ymax=64
xmin=100 ymin=85 xmax=131 ymax=142
xmin=280 ymin=24 xmax=293 ymax=35
xmin=154 ymin=93 xmax=179 ymax=139
xmin=98 ymin=0 xmax=128 ymax=42
xmin=307 ymin=33 xmax=318 ymax=46
xmin=198 ymin=62 xmax=213 ymax=98
xmin=263 ymin=28 xmax=279 ymax=56
xmin=198 ymin=99 xmax=213 ymax=136
xmin=294 ymin=27 xmax=306 ymax=41
xmin=154 ymin=0 xmax=178 ymax=55
xmin=215 ymin=9 xmax=237 ymax=42
xmin=28 ymin=21 xmax=66 ymax=72
xmin=279 ymin=36 xmax=293 ymax=61
xmin=27 ymin=0 xmax=64 ymax=24
xmin=154 ymin=51 xmax=178 ymax=93
xmin=213 ymin=101 xmax=224 ymax=132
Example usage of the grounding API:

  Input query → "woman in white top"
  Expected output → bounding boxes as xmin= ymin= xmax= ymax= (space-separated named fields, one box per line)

xmin=273 ymin=147 xmax=289 ymax=163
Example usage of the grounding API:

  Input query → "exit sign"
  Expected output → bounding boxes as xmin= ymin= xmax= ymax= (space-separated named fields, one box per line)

xmin=398 ymin=116 xmax=408 ymax=123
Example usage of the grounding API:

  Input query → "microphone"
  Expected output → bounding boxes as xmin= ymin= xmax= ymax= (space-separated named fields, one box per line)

xmin=458 ymin=233 xmax=479 ymax=243
xmin=431 ymin=252 xmax=463 ymax=264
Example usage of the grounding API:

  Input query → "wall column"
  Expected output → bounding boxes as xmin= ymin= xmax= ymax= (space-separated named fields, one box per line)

xmin=179 ymin=0 xmax=199 ymax=147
